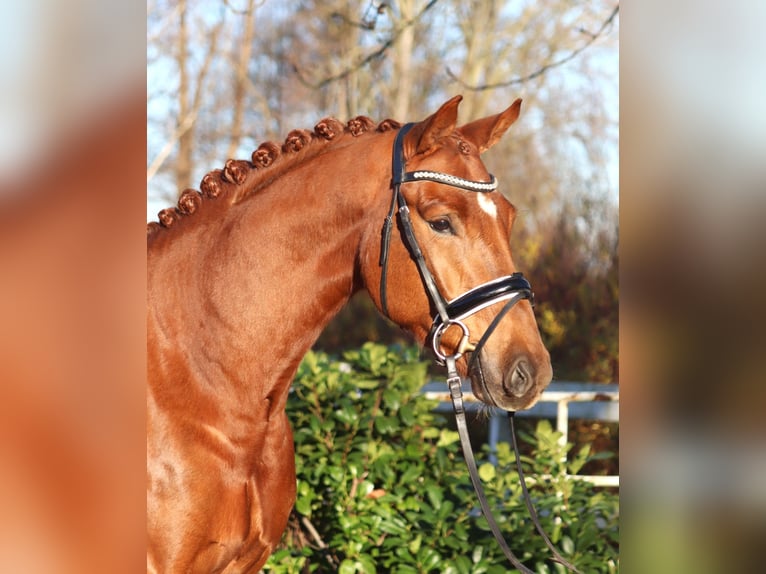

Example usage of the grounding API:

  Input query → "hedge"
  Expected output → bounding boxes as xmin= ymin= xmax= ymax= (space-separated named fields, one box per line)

xmin=263 ymin=343 xmax=619 ymax=573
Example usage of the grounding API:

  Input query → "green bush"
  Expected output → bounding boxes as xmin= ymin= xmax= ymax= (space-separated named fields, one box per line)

xmin=263 ymin=343 xmax=619 ymax=573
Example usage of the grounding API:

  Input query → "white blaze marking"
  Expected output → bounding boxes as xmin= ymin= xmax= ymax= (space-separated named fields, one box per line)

xmin=477 ymin=193 xmax=497 ymax=218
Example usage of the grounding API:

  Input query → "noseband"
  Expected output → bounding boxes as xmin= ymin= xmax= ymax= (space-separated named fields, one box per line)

xmin=378 ymin=123 xmax=580 ymax=573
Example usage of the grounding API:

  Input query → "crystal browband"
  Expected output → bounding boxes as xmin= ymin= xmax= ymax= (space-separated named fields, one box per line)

xmin=401 ymin=170 xmax=498 ymax=192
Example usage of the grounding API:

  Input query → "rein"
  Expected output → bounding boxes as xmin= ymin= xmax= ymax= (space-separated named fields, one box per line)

xmin=380 ymin=124 xmax=580 ymax=572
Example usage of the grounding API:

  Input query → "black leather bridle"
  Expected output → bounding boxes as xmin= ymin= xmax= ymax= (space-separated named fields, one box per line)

xmin=379 ymin=123 xmax=580 ymax=573
xmin=379 ymin=124 xmax=535 ymax=362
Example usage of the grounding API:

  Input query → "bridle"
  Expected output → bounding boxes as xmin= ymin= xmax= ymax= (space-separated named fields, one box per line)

xmin=379 ymin=123 xmax=581 ymax=573
xmin=379 ymin=123 xmax=534 ymax=365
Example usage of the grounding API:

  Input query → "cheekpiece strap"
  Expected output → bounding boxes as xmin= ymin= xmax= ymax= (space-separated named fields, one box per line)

xmin=391 ymin=123 xmax=414 ymax=187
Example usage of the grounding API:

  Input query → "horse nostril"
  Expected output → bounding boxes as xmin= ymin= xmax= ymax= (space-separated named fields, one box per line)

xmin=505 ymin=359 xmax=533 ymax=397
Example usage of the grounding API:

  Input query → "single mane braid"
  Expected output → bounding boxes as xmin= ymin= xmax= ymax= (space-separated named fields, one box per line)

xmin=148 ymin=115 xmax=402 ymax=237
xmin=177 ymin=189 xmax=202 ymax=214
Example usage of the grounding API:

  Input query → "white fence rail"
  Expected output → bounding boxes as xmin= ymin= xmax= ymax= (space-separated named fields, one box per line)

xmin=421 ymin=381 xmax=620 ymax=488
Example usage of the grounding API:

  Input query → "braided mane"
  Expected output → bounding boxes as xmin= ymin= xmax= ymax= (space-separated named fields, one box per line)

xmin=147 ymin=116 xmax=402 ymax=238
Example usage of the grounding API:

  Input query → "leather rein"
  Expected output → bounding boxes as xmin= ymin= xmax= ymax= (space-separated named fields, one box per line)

xmin=379 ymin=124 xmax=580 ymax=573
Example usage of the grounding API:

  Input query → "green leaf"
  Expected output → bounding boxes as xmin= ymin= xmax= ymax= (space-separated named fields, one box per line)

xmin=453 ymin=555 xmax=473 ymax=574
xmin=435 ymin=499 xmax=454 ymax=520
xmin=358 ymin=555 xmax=376 ymax=574
xmin=355 ymin=377 xmax=380 ymax=390
xmin=417 ymin=547 xmax=441 ymax=570
xmin=334 ymin=405 xmax=359 ymax=426
xmin=327 ymin=466 xmax=344 ymax=483
xmin=407 ymin=534 xmax=422 ymax=555
xmin=478 ymin=462 xmax=496 ymax=482
xmin=382 ymin=387 xmax=401 ymax=411
xmin=399 ymin=403 xmax=416 ymax=425
xmin=425 ymin=484 xmax=443 ymax=508
xmin=437 ymin=429 xmax=460 ymax=446
xmin=399 ymin=464 xmax=421 ymax=485
xmin=561 ymin=535 xmax=575 ymax=555
xmin=379 ymin=516 xmax=408 ymax=536
xmin=294 ymin=496 xmax=311 ymax=516
xmin=374 ymin=415 xmax=397 ymax=434
xmin=471 ymin=545 xmax=484 ymax=564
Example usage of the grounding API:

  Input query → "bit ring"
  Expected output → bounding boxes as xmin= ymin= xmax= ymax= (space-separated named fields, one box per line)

xmin=431 ymin=319 xmax=473 ymax=363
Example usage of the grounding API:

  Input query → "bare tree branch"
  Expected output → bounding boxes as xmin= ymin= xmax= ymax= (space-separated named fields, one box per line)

xmin=146 ymin=110 xmax=198 ymax=184
xmin=222 ymin=0 xmax=267 ymax=16
xmin=329 ymin=0 xmax=390 ymax=31
xmin=300 ymin=515 xmax=339 ymax=568
xmin=226 ymin=0 xmax=257 ymax=159
xmin=147 ymin=17 xmax=224 ymax=185
xmin=447 ymin=4 xmax=619 ymax=91
xmin=147 ymin=2 xmax=183 ymax=45
xmin=291 ymin=0 xmax=439 ymax=90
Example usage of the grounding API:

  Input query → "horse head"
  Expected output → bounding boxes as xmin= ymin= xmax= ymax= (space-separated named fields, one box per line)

xmin=363 ymin=95 xmax=552 ymax=411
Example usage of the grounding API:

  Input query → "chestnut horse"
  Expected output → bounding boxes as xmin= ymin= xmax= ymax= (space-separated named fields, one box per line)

xmin=147 ymin=95 xmax=552 ymax=573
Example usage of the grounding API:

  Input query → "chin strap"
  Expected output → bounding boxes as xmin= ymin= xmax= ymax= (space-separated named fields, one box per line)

xmin=446 ymin=356 xmax=581 ymax=573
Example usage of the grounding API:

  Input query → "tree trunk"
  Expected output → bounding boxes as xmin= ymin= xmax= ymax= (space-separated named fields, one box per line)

xmin=227 ymin=0 xmax=257 ymax=160
xmin=175 ymin=0 xmax=193 ymax=192
xmin=392 ymin=0 xmax=415 ymax=120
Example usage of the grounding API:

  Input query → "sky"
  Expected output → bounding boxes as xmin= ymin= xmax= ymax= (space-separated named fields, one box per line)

xmin=145 ymin=1 xmax=620 ymax=222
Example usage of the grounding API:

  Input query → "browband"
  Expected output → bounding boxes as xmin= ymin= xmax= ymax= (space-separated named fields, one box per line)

xmin=390 ymin=122 xmax=497 ymax=193
xmin=400 ymin=171 xmax=498 ymax=192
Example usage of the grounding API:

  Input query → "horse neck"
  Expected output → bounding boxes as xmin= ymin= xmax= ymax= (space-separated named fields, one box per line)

xmin=147 ymin=133 xmax=392 ymax=409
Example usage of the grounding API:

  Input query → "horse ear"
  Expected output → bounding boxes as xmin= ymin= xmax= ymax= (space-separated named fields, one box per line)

xmin=459 ymin=98 xmax=522 ymax=153
xmin=406 ymin=95 xmax=463 ymax=156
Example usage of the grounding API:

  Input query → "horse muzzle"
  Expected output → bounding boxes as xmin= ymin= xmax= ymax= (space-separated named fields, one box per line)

xmin=468 ymin=348 xmax=551 ymax=411
xmin=426 ymin=273 xmax=551 ymax=412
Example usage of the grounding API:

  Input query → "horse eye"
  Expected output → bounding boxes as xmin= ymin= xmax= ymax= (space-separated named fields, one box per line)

xmin=428 ymin=218 xmax=452 ymax=234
